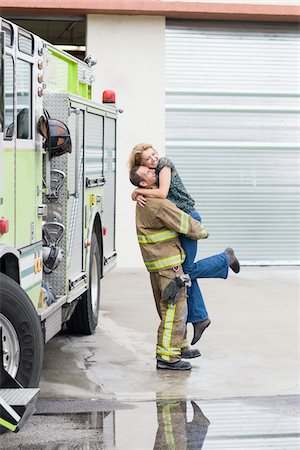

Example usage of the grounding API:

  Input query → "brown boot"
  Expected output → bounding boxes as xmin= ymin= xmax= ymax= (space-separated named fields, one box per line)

xmin=225 ymin=247 xmax=240 ymax=273
xmin=191 ymin=319 xmax=211 ymax=345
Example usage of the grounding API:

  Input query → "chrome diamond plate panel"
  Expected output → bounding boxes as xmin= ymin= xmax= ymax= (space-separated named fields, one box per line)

xmin=43 ymin=93 xmax=70 ymax=296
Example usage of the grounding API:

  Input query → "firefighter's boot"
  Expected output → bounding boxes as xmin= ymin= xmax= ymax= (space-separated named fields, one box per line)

xmin=157 ymin=360 xmax=192 ymax=370
xmin=181 ymin=347 xmax=201 ymax=359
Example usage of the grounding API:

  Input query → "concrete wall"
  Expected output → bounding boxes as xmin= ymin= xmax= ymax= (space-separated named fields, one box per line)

xmin=86 ymin=15 xmax=165 ymax=268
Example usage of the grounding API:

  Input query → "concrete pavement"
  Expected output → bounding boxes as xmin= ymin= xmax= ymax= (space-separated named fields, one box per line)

xmin=39 ymin=266 xmax=299 ymax=401
xmin=1 ymin=266 xmax=299 ymax=449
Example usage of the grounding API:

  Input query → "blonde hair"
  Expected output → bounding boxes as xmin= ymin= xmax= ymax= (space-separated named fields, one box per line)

xmin=128 ymin=143 xmax=154 ymax=171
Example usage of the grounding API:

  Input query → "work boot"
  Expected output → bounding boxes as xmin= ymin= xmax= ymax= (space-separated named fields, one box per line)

xmin=191 ymin=319 xmax=211 ymax=345
xmin=181 ymin=348 xmax=201 ymax=359
xmin=225 ymin=247 xmax=240 ymax=273
xmin=157 ymin=359 xmax=192 ymax=370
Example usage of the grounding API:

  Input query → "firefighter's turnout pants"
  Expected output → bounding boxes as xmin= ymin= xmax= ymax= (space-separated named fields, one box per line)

xmin=153 ymin=398 xmax=209 ymax=449
xmin=154 ymin=400 xmax=187 ymax=449
xmin=150 ymin=266 xmax=188 ymax=362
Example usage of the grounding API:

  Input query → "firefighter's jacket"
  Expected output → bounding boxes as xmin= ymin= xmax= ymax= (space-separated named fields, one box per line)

xmin=136 ymin=198 xmax=208 ymax=272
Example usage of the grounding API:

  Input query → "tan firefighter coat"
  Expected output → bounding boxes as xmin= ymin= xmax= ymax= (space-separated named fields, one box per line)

xmin=136 ymin=198 xmax=208 ymax=272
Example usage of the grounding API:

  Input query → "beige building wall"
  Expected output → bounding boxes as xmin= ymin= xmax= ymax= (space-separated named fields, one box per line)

xmin=167 ymin=0 xmax=299 ymax=4
xmin=87 ymin=15 xmax=165 ymax=268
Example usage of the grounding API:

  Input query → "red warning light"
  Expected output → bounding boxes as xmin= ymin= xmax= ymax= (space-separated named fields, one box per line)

xmin=102 ymin=90 xmax=116 ymax=104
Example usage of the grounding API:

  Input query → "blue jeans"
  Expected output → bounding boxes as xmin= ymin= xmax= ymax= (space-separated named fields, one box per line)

xmin=179 ymin=210 xmax=229 ymax=323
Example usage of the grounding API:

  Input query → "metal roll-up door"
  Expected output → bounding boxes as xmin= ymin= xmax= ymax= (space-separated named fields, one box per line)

xmin=165 ymin=21 xmax=300 ymax=264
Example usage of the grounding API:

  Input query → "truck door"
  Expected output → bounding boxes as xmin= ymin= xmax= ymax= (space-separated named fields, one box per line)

xmin=15 ymin=31 xmax=39 ymax=249
xmin=67 ymin=106 xmax=85 ymax=282
xmin=102 ymin=116 xmax=117 ymax=264
xmin=1 ymin=23 xmax=15 ymax=246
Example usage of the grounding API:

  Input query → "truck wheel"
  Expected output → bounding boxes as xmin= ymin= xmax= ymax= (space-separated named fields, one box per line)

xmin=67 ymin=232 xmax=101 ymax=335
xmin=0 ymin=273 xmax=44 ymax=388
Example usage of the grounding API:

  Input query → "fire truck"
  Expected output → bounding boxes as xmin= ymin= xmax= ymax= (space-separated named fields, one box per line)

xmin=0 ymin=18 xmax=117 ymax=431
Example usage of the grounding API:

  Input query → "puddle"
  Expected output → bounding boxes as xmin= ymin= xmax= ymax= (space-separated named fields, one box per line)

xmin=1 ymin=395 xmax=299 ymax=449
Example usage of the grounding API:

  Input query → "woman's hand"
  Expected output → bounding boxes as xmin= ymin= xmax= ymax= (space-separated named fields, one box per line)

xmin=136 ymin=194 xmax=147 ymax=207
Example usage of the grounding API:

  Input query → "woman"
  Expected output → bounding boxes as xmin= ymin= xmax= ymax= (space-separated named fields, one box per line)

xmin=128 ymin=143 xmax=211 ymax=344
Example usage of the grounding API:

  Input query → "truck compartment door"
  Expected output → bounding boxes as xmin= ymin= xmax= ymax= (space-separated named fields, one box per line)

xmin=102 ymin=117 xmax=116 ymax=263
xmin=67 ymin=107 xmax=84 ymax=281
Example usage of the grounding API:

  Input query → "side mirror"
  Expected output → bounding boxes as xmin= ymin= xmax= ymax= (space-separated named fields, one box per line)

xmin=17 ymin=108 xmax=29 ymax=139
xmin=5 ymin=122 xmax=14 ymax=138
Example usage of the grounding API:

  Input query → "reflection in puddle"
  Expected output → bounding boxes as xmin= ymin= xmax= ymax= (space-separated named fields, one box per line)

xmin=154 ymin=399 xmax=209 ymax=449
xmin=1 ymin=395 xmax=299 ymax=449
xmin=0 ymin=399 xmax=209 ymax=450
xmin=49 ymin=400 xmax=209 ymax=450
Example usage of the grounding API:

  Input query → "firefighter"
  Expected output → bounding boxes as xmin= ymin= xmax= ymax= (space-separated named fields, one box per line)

xmin=153 ymin=397 xmax=209 ymax=449
xmin=130 ymin=165 xmax=240 ymax=370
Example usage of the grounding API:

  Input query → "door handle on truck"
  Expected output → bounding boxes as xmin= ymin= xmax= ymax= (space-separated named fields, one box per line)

xmin=85 ymin=176 xmax=106 ymax=188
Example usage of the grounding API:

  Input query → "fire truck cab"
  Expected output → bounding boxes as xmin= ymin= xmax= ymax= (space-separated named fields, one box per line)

xmin=0 ymin=18 xmax=117 ymax=431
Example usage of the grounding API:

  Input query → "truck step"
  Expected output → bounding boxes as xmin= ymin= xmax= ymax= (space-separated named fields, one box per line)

xmin=0 ymin=388 xmax=39 ymax=406
xmin=0 ymin=388 xmax=40 ymax=432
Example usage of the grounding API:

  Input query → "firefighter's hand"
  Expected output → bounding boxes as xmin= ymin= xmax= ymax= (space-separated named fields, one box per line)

xmin=136 ymin=195 xmax=147 ymax=208
xmin=131 ymin=189 xmax=140 ymax=201
xmin=131 ymin=189 xmax=147 ymax=207
xmin=200 ymin=225 xmax=209 ymax=239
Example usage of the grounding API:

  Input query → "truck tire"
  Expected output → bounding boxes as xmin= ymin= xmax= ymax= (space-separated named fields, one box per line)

xmin=67 ymin=232 xmax=101 ymax=335
xmin=0 ymin=273 xmax=44 ymax=388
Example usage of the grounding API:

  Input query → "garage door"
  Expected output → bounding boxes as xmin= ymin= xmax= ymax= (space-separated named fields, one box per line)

xmin=165 ymin=21 xmax=300 ymax=264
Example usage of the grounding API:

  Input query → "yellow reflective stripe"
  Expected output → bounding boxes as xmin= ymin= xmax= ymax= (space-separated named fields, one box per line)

xmin=0 ymin=417 xmax=17 ymax=431
xmin=138 ymin=230 xmax=178 ymax=244
xmin=161 ymin=303 xmax=176 ymax=362
xmin=157 ymin=345 xmax=180 ymax=352
xmin=179 ymin=212 xmax=189 ymax=234
xmin=158 ymin=399 xmax=181 ymax=406
xmin=180 ymin=339 xmax=189 ymax=349
xmin=162 ymin=405 xmax=176 ymax=449
xmin=199 ymin=226 xmax=208 ymax=239
xmin=145 ymin=253 xmax=185 ymax=271
xmin=156 ymin=346 xmax=180 ymax=357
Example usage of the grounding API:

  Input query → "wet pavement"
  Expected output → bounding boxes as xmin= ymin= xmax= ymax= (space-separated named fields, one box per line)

xmin=38 ymin=267 xmax=299 ymax=402
xmin=1 ymin=267 xmax=299 ymax=448
xmin=1 ymin=395 xmax=299 ymax=449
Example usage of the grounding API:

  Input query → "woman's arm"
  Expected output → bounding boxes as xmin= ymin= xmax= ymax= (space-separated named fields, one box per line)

xmin=132 ymin=166 xmax=171 ymax=199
